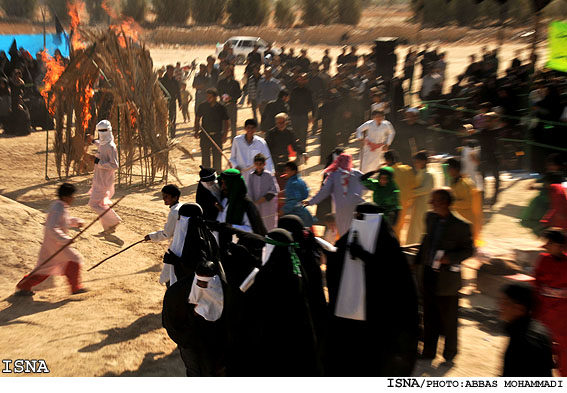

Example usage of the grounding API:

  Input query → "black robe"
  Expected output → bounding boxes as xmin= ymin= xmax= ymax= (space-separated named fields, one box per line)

xmin=196 ymin=182 xmax=219 ymax=222
xmin=325 ymin=220 xmax=419 ymax=376
xmin=220 ymin=231 xmax=319 ymax=376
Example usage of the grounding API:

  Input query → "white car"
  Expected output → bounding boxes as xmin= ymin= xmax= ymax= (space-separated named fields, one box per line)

xmin=215 ymin=36 xmax=280 ymax=65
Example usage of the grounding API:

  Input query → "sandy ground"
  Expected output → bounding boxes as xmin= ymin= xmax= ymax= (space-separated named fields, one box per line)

xmin=0 ymin=41 xmax=547 ymax=377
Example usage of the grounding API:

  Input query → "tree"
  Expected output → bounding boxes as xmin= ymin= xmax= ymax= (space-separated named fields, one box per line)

xmin=122 ymin=0 xmax=147 ymax=22
xmin=227 ymin=0 xmax=269 ymax=26
xmin=449 ymin=0 xmax=478 ymax=26
xmin=190 ymin=0 xmax=226 ymax=23
xmin=48 ymin=0 xmax=72 ymax=24
xmin=274 ymin=0 xmax=295 ymax=28
xmin=337 ymin=0 xmax=361 ymax=25
xmin=86 ymin=0 xmax=106 ymax=23
xmin=1 ymin=0 xmax=37 ymax=18
xmin=152 ymin=0 xmax=191 ymax=24
xmin=301 ymin=0 xmax=333 ymax=25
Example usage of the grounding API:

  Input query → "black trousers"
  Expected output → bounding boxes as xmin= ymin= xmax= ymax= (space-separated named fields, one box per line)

xmin=291 ymin=114 xmax=309 ymax=153
xmin=168 ymin=102 xmax=177 ymax=138
xmin=178 ymin=345 xmax=225 ymax=377
xmin=422 ymin=275 xmax=459 ymax=361
xmin=200 ymin=132 xmax=222 ymax=173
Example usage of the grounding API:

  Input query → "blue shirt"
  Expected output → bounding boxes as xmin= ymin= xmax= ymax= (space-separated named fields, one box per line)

xmin=283 ymin=174 xmax=313 ymax=226
xmin=257 ymin=77 xmax=282 ymax=104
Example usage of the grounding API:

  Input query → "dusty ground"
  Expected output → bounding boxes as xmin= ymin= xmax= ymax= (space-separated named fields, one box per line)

xmin=0 ymin=40 xmax=547 ymax=376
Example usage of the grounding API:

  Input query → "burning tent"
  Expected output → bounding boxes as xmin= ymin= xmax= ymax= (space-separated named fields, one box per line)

xmin=42 ymin=8 xmax=174 ymax=185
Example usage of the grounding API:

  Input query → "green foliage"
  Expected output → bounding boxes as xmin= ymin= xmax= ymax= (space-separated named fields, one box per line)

xmin=191 ymin=0 xmax=227 ymax=24
xmin=86 ymin=0 xmax=106 ymax=23
xmin=227 ymin=0 xmax=269 ymax=26
xmin=48 ymin=0 xmax=72 ymax=24
xmin=274 ymin=0 xmax=295 ymax=28
xmin=152 ymin=0 xmax=191 ymax=24
xmin=1 ymin=0 xmax=38 ymax=18
xmin=301 ymin=0 xmax=333 ymax=26
xmin=122 ymin=0 xmax=147 ymax=22
xmin=337 ymin=0 xmax=361 ymax=25
xmin=450 ymin=0 xmax=478 ymax=27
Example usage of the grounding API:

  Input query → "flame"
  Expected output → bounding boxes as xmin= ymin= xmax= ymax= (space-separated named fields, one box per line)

xmin=68 ymin=1 xmax=87 ymax=51
xmin=39 ymin=50 xmax=66 ymax=115
xmin=112 ymin=17 xmax=141 ymax=48
xmin=102 ymin=0 xmax=119 ymax=20
xmin=79 ymin=84 xmax=94 ymax=132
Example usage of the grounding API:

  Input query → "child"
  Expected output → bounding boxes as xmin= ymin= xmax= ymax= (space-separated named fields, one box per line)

xmin=282 ymin=161 xmax=313 ymax=227
xmin=180 ymin=82 xmax=190 ymax=123
xmin=247 ymin=153 xmax=279 ymax=231
xmin=360 ymin=166 xmax=400 ymax=227
xmin=533 ymin=229 xmax=567 ymax=376
xmin=16 ymin=183 xmax=86 ymax=296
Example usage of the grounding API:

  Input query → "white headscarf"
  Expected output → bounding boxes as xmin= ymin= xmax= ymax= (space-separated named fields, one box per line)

xmin=96 ymin=120 xmax=114 ymax=145
xmin=334 ymin=213 xmax=382 ymax=321
xmin=201 ymin=180 xmax=221 ymax=202
xmin=188 ymin=274 xmax=224 ymax=321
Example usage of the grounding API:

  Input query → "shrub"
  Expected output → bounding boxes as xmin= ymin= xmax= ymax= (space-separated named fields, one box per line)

xmin=152 ymin=0 xmax=191 ymax=24
xmin=337 ymin=0 xmax=361 ymax=25
xmin=1 ymin=0 xmax=37 ymax=18
xmin=274 ymin=0 xmax=295 ymax=28
xmin=227 ymin=0 xmax=269 ymax=26
xmin=122 ymin=0 xmax=147 ymax=22
xmin=191 ymin=0 xmax=227 ymax=24
xmin=301 ymin=0 xmax=333 ymax=26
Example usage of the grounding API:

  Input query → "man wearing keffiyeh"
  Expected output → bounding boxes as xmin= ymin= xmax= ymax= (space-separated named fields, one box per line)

xmin=305 ymin=153 xmax=365 ymax=237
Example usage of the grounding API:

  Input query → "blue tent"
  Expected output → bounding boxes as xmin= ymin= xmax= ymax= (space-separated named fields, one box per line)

xmin=1 ymin=33 xmax=70 ymax=59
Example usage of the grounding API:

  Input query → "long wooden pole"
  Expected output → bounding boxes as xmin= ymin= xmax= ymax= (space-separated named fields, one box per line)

xmin=199 ymin=126 xmax=233 ymax=170
xmin=87 ymin=239 xmax=145 ymax=271
xmin=43 ymin=8 xmax=49 ymax=181
xmin=24 ymin=196 xmax=126 ymax=277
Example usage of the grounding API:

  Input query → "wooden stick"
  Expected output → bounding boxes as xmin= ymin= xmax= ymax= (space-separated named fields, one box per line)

xmin=87 ymin=238 xmax=145 ymax=271
xmin=199 ymin=126 xmax=232 ymax=169
xmin=25 ymin=196 xmax=126 ymax=276
xmin=359 ymin=129 xmax=367 ymax=171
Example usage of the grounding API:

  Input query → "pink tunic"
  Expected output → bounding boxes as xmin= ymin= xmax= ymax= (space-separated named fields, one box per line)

xmin=34 ymin=200 xmax=83 ymax=276
xmin=89 ymin=141 xmax=119 ymax=203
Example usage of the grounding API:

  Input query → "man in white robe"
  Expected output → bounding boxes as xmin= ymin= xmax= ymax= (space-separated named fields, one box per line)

xmin=145 ymin=184 xmax=182 ymax=286
xmin=230 ymin=118 xmax=274 ymax=186
xmin=16 ymin=183 xmax=85 ymax=296
xmin=247 ymin=154 xmax=279 ymax=231
xmin=87 ymin=120 xmax=121 ymax=233
xmin=356 ymin=110 xmax=395 ymax=173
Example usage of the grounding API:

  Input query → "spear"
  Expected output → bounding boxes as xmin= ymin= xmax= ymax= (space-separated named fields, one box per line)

xmin=87 ymin=238 xmax=145 ymax=271
xmin=21 ymin=196 xmax=126 ymax=278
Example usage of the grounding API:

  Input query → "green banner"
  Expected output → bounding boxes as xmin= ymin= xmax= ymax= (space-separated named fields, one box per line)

xmin=547 ymin=21 xmax=567 ymax=73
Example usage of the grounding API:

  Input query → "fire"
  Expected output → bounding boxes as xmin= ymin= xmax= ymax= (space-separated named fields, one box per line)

xmin=102 ymin=0 xmax=119 ymax=20
xmin=79 ymin=84 xmax=95 ymax=132
xmin=68 ymin=1 xmax=87 ymax=51
xmin=112 ymin=17 xmax=141 ymax=48
xmin=39 ymin=50 xmax=66 ymax=115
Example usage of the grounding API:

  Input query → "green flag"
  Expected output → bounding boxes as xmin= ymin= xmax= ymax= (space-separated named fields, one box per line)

xmin=547 ymin=21 xmax=567 ymax=73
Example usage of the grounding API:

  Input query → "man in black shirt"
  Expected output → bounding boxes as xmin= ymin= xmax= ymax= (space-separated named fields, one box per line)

xmin=499 ymin=282 xmax=554 ymax=377
xmin=296 ymin=49 xmax=311 ymax=73
xmin=160 ymin=65 xmax=181 ymax=138
xmin=194 ymin=88 xmax=230 ymax=172
xmin=289 ymin=73 xmax=314 ymax=152
xmin=261 ymin=89 xmax=289 ymax=132
xmin=266 ymin=112 xmax=305 ymax=187
xmin=217 ymin=66 xmax=241 ymax=140
xmin=246 ymin=45 xmax=262 ymax=73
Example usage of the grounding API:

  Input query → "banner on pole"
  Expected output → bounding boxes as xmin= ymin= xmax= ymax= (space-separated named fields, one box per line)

xmin=547 ymin=21 xmax=567 ymax=73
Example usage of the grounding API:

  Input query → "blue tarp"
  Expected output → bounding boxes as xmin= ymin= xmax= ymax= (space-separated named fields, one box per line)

xmin=0 ymin=33 xmax=70 ymax=59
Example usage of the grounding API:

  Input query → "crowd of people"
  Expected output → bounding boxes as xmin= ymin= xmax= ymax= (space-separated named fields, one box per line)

xmin=0 ymin=44 xmax=57 ymax=136
xmin=9 ymin=38 xmax=567 ymax=377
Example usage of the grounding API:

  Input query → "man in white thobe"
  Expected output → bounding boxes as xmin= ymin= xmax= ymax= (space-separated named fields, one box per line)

xmin=88 ymin=120 xmax=121 ymax=233
xmin=144 ymin=184 xmax=182 ymax=286
xmin=230 ymin=118 xmax=274 ymax=186
xmin=356 ymin=110 xmax=395 ymax=173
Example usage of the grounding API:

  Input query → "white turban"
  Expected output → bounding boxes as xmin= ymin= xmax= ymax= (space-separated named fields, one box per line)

xmin=96 ymin=120 xmax=113 ymax=145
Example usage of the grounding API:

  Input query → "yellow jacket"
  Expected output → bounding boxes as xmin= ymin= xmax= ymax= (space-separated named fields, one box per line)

xmin=450 ymin=176 xmax=483 ymax=243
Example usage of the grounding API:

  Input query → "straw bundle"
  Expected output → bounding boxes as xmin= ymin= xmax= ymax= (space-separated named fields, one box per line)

xmin=50 ymin=28 xmax=174 ymax=185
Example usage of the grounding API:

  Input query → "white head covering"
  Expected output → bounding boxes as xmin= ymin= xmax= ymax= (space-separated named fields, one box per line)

xmin=96 ymin=120 xmax=114 ymax=145
xmin=188 ymin=274 xmax=224 ymax=321
xmin=334 ymin=213 xmax=383 ymax=321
